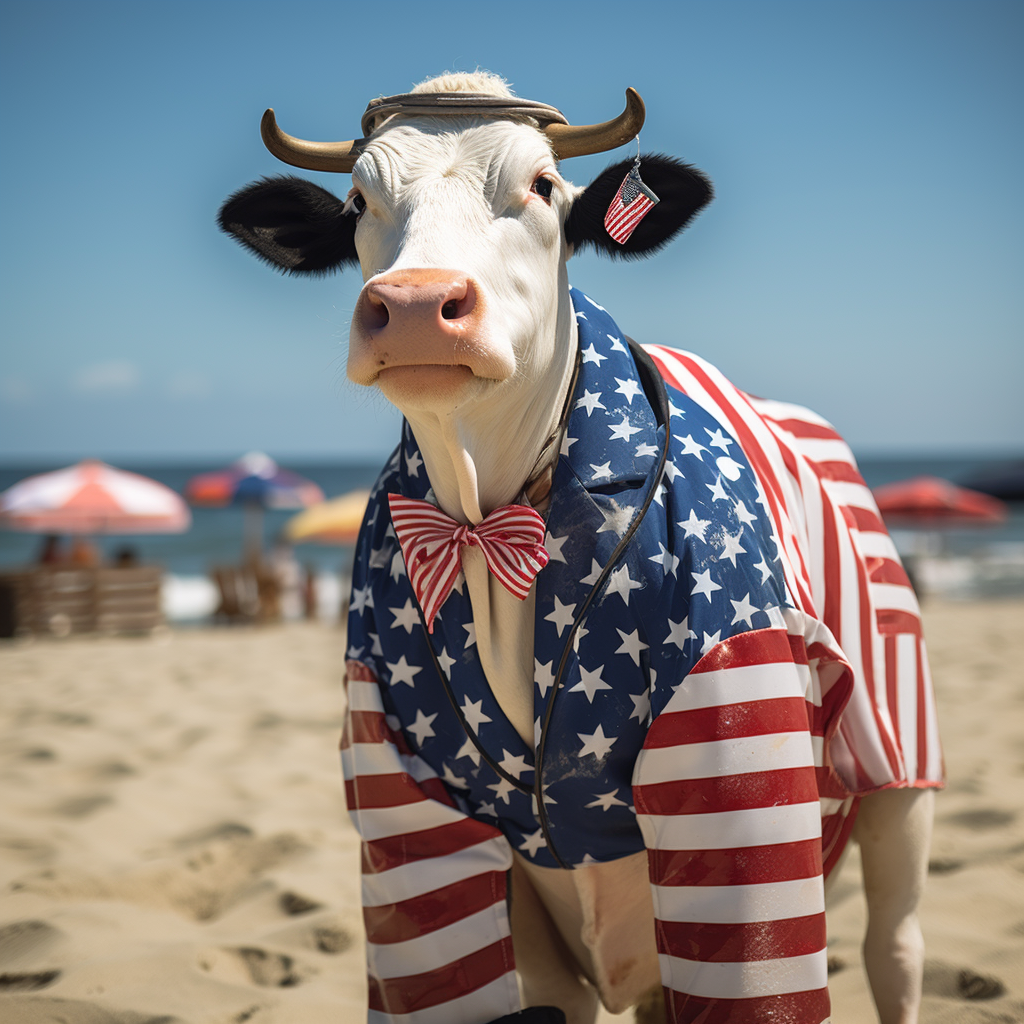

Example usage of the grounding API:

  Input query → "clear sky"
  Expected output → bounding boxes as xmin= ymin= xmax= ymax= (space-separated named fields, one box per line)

xmin=1 ymin=0 xmax=1021 ymax=464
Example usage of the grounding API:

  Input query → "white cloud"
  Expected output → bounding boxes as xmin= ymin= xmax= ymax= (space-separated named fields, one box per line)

xmin=72 ymin=360 xmax=141 ymax=394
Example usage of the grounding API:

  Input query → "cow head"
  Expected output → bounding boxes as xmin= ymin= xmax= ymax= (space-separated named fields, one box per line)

xmin=220 ymin=73 xmax=712 ymax=521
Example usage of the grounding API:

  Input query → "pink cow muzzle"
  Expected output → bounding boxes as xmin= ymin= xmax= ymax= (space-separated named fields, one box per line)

xmin=347 ymin=268 xmax=513 ymax=390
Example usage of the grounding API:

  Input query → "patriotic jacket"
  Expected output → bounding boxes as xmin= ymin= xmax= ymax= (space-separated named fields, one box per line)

xmin=342 ymin=288 xmax=944 ymax=1023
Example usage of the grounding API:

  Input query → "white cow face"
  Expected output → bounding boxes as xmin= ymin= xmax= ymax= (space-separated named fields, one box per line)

xmin=344 ymin=118 xmax=577 ymax=418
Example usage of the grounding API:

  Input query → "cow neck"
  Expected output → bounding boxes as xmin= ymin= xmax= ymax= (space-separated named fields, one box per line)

xmin=403 ymin=316 xmax=579 ymax=526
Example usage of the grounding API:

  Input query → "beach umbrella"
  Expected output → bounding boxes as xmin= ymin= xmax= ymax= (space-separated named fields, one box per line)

xmin=0 ymin=459 xmax=190 ymax=534
xmin=872 ymin=476 xmax=1008 ymax=527
xmin=284 ymin=489 xmax=371 ymax=545
xmin=185 ymin=452 xmax=324 ymax=560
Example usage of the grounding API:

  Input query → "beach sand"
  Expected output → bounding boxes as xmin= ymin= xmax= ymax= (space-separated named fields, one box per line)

xmin=0 ymin=600 xmax=1021 ymax=1023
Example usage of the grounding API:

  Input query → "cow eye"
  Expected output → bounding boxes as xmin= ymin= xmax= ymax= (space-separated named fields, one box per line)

xmin=347 ymin=192 xmax=366 ymax=216
xmin=531 ymin=176 xmax=553 ymax=201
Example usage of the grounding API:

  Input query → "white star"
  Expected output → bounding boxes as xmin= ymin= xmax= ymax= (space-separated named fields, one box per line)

xmin=519 ymin=828 xmax=546 ymax=857
xmin=389 ymin=598 xmax=419 ymax=634
xmin=615 ymin=376 xmax=643 ymax=404
xmin=581 ymin=342 xmax=608 ymax=366
xmin=605 ymin=563 xmax=642 ymax=605
xmin=716 ymin=456 xmax=744 ymax=481
xmin=387 ymin=655 xmax=422 ymax=687
xmin=544 ymin=596 xmax=576 ymax=636
xmin=350 ymin=583 xmax=373 ymax=614
xmin=535 ymin=658 xmax=556 ymax=698
xmin=560 ymin=433 xmax=578 ymax=456
xmin=545 ymin=532 xmax=569 ymax=563
xmin=572 ymin=622 xmax=589 ymax=652
xmin=719 ymin=530 xmax=746 ymax=566
xmin=455 ymin=736 xmax=482 ymax=765
xmin=700 ymin=629 xmax=723 ymax=655
xmin=597 ymin=500 xmax=636 ymax=536
xmin=705 ymin=427 xmax=734 ymax=452
xmin=569 ymin=663 xmax=612 ymax=702
xmin=390 ymin=549 xmax=406 ymax=581
xmin=730 ymin=593 xmax=760 ymax=627
xmin=405 ymin=449 xmax=423 ymax=477
xmin=733 ymin=500 xmax=758 ymax=527
xmin=580 ymin=558 xmax=603 ymax=585
xmin=754 ymin=556 xmax=773 ymax=584
xmin=615 ymin=628 xmax=649 ymax=666
xmin=575 ymin=389 xmax=606 ymax=416
xmin=369 ymin=632 xmax=383 ymax=657
xmin=577 ymin=724 xmax=617 ymax=760
xmin=652 ymin=481 xmax=669 ymax=507
xmin=663 ymin=460 xmax=683 ymax=483
xmin=691 ymin=568 xmax=722 ymax=601
xmin=441 ymin=764 xmax=468 ymax=789
xmin=635 ymin=441 xmax=659 ymax=458
xmin=706 ymin=476 xmax=729 ymax=502
xmin=649 ymin=542 xmax=679 ymax=576
xmin=346 ymin=644 xmax=363 ymax=660
xmin=668 ymin=400 xmax=686 ymax=419
xmin=586 ymin=789 xmax=628 ymax=811
xmin=676 ymin=434 xmax=709 ymax=460
xmin=665 ymin=616 xmax=697 ymax=649
xmin=368 ymin=543 xmax=390 ymax=570
xmin=590 ymin=461 xmax=613 ymax=481
xmin=477 ymin=800 xmax=498 ymax=817
xmin=463 ymin=620 xmax=477 ymax=647
xmin=499 ymin=750 xmax=531 ymax=779
xmin=628 ymin=689 xmax=651 ymax=724
xmin=679 ymin=509 xmax=712 ymax=541
xmin=460 ymin=696 xmax=492 ymax=733
xmin=437 ymin=647 xmax=456 ymax=678
xmin=407 ymin=709 xmax=437 ymax=745
xmin=487 ymin=777 xmax=516 ymax=804
xmin=606 ymin=332 xmax=626 ymax=352
xmin=609 ymin=416 xmax=642 ymax=441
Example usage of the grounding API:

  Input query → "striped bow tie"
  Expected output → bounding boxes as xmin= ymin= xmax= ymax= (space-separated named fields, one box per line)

xmin=388 ymin=495 xmax=550 ymax=632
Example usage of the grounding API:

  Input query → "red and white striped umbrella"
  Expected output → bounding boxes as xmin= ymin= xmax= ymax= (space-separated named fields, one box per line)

xmin=0 ymin=460 xmax=191 ymax=534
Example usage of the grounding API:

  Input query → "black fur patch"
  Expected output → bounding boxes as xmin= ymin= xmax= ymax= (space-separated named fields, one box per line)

xmin=565 ymin=155 xmax=713 ymax=259
xmin=218 ymin=176 xmax=358 ymax=275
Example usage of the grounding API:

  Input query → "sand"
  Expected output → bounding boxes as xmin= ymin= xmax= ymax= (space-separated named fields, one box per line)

xmin=0 ymin=600 xmax=1022 ymax=1023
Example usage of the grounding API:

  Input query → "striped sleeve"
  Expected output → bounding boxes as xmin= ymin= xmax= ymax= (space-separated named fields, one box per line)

xmin=342 ymin=659 xmax=520 ymax=1023
xmin=633 ymin=627 xmax=847 ymax=1022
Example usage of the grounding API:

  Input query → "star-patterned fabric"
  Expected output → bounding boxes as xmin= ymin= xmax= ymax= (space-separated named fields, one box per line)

xmin=346 ymin=288 xmax=792 ymax=869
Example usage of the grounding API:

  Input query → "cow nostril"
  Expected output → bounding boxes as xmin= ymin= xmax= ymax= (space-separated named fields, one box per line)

xmin=441 ymin=299 xmax=459 ymax=320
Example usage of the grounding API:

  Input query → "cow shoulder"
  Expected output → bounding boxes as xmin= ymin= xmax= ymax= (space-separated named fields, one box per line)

xmin=218 ymin=175 xmax=358 ymax=275
xmin=565 ymin=154 xmax=713 ymax=259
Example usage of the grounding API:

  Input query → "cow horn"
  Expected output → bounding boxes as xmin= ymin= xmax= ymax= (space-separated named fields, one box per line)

xmin=260 ymin=109 xmax=367 ymax=173
xmin=545 ymin=88 xmax=646 ymax=160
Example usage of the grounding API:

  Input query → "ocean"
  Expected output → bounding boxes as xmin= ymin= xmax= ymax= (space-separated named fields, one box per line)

xmin=2 ymin=453 xmax=1023 ymax=619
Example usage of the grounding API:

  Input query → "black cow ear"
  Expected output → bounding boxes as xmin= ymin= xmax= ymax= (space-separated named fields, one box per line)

xmin=565 ymin=155 xmax=713 ymax=259
xmin=218 ymin=175 xmax=359 ymax=275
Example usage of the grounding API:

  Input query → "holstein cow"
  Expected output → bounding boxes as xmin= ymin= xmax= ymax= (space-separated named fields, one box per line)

xmin=219 ymin=72 xmax=943 ymax=1024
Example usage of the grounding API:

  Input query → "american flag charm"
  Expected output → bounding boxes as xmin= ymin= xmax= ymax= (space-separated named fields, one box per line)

xmin=604 ymin=160 xmax=660 ymax=244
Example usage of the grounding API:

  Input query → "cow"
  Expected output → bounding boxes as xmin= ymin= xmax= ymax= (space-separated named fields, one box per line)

xmin=219 ymin=71 xmax=942 ymax=1024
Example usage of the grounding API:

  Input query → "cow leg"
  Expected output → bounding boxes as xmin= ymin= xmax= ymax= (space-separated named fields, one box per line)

xmin=854 ymin=787 xmax=935 ymax=1024
xmin=510 ymin=859 xmax=600 ymax=1024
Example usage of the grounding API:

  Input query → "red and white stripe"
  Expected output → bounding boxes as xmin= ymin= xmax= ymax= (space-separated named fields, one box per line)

xmin=343 ymin=660 xmax=519 ymax=1022
xmin=388 ymin=495 xmax=549 ymax=632
xmin=634 ymin=624 xmax=846 ymax=1022
xmin=605 ymin=193 xmax=656 ymax=244
xmin=646 ymin=345 xmax=944 ymax=793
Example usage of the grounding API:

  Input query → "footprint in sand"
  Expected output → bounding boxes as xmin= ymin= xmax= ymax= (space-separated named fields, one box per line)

xmin=923 ymin=959 xmax=1007 ymax=1000
xmin=197 ymin=946 xmax=310 ymax=988
xmin=946 ymin=808 xmax=1017 ymax=830
xmin=0 ymin=997 xmax=179 ymax=1023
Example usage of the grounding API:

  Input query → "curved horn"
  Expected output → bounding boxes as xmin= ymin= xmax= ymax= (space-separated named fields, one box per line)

xmin=544 ymin=88 xmax=646 ymax=160
xmin=260 ymin=109 xmax=367 ymax=173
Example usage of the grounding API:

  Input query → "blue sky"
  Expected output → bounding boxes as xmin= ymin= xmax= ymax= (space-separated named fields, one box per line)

xmin=1 ymin=0 xmax=1021 ymax=463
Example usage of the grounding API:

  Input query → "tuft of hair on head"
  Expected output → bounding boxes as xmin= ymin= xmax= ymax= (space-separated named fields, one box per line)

xmin=410 ymin=70 xmax=515 ymax=98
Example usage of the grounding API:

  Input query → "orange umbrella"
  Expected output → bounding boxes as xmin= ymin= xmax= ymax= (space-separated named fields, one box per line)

xmin=284 ymin=489 xmax=371 ymax=545
xmin=872 ymin=476 xmax=1008 ymax=527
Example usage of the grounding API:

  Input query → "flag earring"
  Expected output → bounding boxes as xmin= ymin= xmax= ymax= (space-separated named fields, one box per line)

xmin=604 ymin=135 xmax=660 ymax=245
